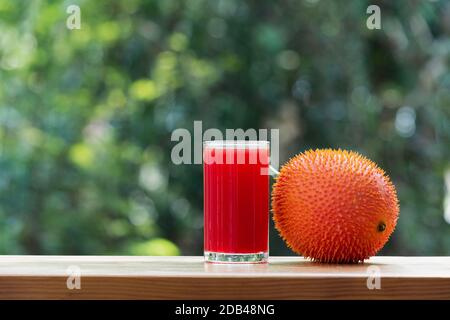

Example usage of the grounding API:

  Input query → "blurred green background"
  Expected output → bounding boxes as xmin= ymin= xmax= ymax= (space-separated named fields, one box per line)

xmin=0 ymin=0 xmax=449 ymax=256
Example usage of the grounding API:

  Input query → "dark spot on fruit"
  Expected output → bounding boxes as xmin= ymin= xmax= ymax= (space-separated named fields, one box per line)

xmin=377 ymin=221 xmax=386 ymax=232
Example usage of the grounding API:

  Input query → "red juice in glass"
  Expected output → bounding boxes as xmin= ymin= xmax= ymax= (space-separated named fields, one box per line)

xmin=203 ymin=140 xmax=269 ymax=263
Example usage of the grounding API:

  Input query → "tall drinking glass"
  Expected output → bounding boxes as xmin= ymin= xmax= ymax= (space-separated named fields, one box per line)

xmin=203 ymin=140 xmax=270 ymax=263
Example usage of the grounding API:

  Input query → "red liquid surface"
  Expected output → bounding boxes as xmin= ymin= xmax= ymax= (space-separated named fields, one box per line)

xmin=203 ymin=145 xmax=269 ymax=254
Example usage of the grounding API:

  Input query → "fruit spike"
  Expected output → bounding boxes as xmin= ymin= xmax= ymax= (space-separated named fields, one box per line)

xmin=271 ymin=149 xmax=399 ymax=264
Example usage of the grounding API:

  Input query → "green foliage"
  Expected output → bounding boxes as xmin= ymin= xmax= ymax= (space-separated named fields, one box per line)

xmin=0 ymin=0 xmax=449 ymax=256
xmin=130 ymin=238 xmax=180 ymax=256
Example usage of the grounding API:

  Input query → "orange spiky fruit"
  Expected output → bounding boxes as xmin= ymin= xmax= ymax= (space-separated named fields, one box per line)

xmin=272 ymin=149 xmax=399 ymax=263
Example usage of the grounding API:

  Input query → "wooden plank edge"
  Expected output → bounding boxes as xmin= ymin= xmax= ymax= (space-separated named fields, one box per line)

xmin=0 ymin=276 xmax=449 ymax=300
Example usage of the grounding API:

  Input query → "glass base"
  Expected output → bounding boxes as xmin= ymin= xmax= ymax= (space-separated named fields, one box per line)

xmin=204 ymin=251 xmax=268 ymax=264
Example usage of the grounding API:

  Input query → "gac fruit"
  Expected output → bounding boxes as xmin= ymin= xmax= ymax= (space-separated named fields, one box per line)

xmin=272 ymin=149 xmax=399 ymax=263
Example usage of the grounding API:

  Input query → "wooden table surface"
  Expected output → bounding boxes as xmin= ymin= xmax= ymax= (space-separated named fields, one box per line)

xmin=0 ymin=256 xmax=449 ymax=299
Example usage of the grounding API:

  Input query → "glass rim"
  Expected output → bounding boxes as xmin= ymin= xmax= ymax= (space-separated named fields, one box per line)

xmin=203 ymin=140 xmax=270 ymax=148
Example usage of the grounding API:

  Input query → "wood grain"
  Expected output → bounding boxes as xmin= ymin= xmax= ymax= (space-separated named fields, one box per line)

xmin=0 ymin=256 xmax=449 ymax=299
